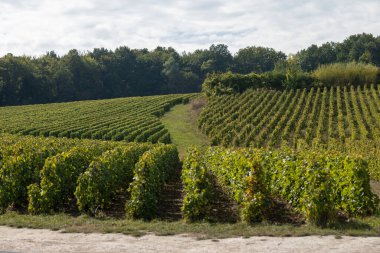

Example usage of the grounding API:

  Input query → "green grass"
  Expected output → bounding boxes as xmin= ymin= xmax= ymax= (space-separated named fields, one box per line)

xmin=0 ymin=212 xmax=380 ymax=238
xmin=161 ymin=102 xmax=209 ymax=158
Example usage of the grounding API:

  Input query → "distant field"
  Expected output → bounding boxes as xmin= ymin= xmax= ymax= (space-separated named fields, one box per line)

xmin=0 ymin=94 xmax=195 ymax=143
xmin=199 ymin=84 xmax=380 ymax=148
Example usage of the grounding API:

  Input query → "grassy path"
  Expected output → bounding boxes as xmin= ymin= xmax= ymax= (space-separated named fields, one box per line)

xmin=161 ymin=102 xmax=209 ymax=158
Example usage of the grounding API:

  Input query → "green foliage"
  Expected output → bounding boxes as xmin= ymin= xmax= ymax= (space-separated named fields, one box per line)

xmin=75 ymin=144 xmax=152 ymax=214
xmin=297 ymin=43 xmax=337 ymax=71
xmin=1 ymin=134 xmax=181 ymax=219
xmin=1 ymin=33 xmax=380 ymax=106
xmin=0 ymin=137 xmax=76 ymax=212
xmin=182 ymin=147 xmax=270 ymax=223
xmin=269 ymin=150 xmax=379 ymax=226
xmin=0 ymin=94 xmax=194 ymax=142
xmin=296 ymin=33 xmax=380 ymax=71
xmin=182 ymin=147 xmax=379 ymax=226
xmin=233 ymin=46 xmax=286 ymax=74
xmin=202 ymin=70 xmax=314 ymax=96
xmin=181 ymin=148 xmax=215 ymax=221
xmin=157 ymin=132 xmax=171 ymax=144
xmin=27 ymin=145 xmax=111 ymax=214
xmin=203 ymin=147 xmax=270 ymax=222
xmin=0 ymin=48 xmax=200 ymax=106
xmin=161 ymin=55 xmax=192 ymax=93
xmin=202 ymin=71 xmax=285 ymax=96
xmin=282 ymin=56 xmax=314 ymax=89
xmin=198 ymin=85 xmax=380 ymax=179
xmin=126 ymin=145 xmax=180 ymax=220
xmin=313 ymin=62 xmax=380 ymax=87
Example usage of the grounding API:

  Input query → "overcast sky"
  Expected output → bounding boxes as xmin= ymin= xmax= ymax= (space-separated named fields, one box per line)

xmin=0 ymin=0 xmax=379 ymax=56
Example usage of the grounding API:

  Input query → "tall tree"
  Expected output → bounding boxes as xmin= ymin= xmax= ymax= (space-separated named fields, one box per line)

xmin=234 ymin=46 xmax=286 ymax=73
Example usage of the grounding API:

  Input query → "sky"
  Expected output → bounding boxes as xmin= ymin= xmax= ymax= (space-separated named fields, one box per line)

xmin=0 ymin=0 xmax=379 ymax=56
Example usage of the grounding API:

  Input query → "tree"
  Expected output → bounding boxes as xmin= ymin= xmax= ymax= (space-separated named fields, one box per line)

xmin=0 ymin=54 xmax=38 ymax=105
xmin=0 ymin=33 xmax=379 ymax=106
xmin=162 ymin=56 xmax=181 ymax=93
xmin=181 ymin=49 xmax=210 ymax=79
xmin=296 ymin=42 xmax=336 ymax=71
xmin=336 ymin=33 xmax=380 ymax=65
xmin=208 ymin=44 xmax=233 ymax=72
xmin=234 ymin=46 xmax=286 ymax=73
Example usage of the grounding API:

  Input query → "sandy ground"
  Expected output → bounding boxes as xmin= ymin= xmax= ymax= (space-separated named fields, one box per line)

xmin=0 ymin=226 xmax=379 ymax=253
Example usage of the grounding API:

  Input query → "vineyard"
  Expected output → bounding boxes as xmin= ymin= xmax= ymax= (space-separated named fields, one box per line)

xmin=199 ymin=84 xmax=380 ymax=148
xmin=0 ymin=134 xmax=179 ymax=219
xmin=0 ymin=133 xmax=377 ymax=226
xmin=0 ymin=84 xmax=380 ymax=228
xmin=198 ymin=84 xmax=380 ymax=179
xmin=182 ymin=146 xmax=378 ymax=226
xmin=0 ymin=94 xmax=194 ymax=143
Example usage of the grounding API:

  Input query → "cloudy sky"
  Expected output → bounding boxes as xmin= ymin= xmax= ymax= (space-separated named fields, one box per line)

xmin=0 ymin=0 xmax=379 ymax=56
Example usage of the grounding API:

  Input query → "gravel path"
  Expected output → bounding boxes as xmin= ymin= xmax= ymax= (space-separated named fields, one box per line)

xmin=0 ymin=226 xmax=379 ymax=253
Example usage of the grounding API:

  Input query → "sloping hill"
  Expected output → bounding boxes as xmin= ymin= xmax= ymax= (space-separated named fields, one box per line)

xmin=199 ymin=85 xmax=380 ymax=148
xmin=0 ymin=94 xmax=195 ymax=143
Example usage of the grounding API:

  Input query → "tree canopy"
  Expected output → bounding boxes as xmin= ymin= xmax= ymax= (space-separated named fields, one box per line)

xmin=0 ymin=33 xmax=379 ymax=106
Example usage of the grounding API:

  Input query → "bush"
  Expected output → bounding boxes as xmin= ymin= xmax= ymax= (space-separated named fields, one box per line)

xmin=157 ymin=132 xmax=171 ymax=144
xmin=187 ymin=147 xmax=270 ymax=222
xmin=202 ymin=71 xmax=313 ymax=96
xmin=181 ymin=147 xmax=379 ymax=226
xmin=202 ymin=72 xmax=272 ymax=96
xmin=313 ymin=62 xmax=380 ymax=87
xmin=0 ymin=139 xmax=72 ymax=212
xmin=147 ymin=128 xmax=168 ymax=143
xmin=126 ymin=145 xmax=180 ymax=220
xmin=283 ymin=71 xmax=315 ymax=89
xmin=207 ymin=148 xmax=270 ymax=222
xmin=181 ymin=147 xmax=215 ymax=221
xmin=75 ymin=143 xmax=152 ymax=214
xmin=27 ymin=144 xmax=110 ymax=214
xmin=268 ymin=149 xmax=379 ymax=226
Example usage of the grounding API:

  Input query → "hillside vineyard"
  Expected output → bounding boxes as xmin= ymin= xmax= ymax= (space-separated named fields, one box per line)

xmin=199 ymin=84 xmax=380 ymax=148
xmin=0 ymin=94 xmax=194 ymax=143
xmin=0 ymin=134 xmax=179 ymax=218
xmin=0 ymin=86 xmax=379 ymax=225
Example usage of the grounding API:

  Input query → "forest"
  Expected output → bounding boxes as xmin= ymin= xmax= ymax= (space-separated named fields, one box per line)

xmin=1 ymin=33 xmax=380 ymax=106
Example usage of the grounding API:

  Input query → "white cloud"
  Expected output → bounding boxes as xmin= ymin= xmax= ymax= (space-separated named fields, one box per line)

xmin=0 ymin=0 xmax=379 ymax=56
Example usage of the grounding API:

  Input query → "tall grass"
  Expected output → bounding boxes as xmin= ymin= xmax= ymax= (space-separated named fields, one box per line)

xmin=313 ymin=62 xmax=380 ymax=87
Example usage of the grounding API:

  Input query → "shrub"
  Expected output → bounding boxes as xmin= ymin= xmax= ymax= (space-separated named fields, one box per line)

xmin=157 ymin=132 xmax=171 ymax=144
xmin=75 ymin=143 xmax=152 ymax=214
xmin=313 ymin=62 xmax=380 ymax=87
xmin=202 ymin=71 xmax=313 ymax=96
xmin=268 ymin=149 xmax=379 ymax=226
xmin=202 ymin=72 xmax=270 ymax=96
xmin=0 ymin=140 xmax=70 ymax=212
xmin=181 ymin=147 xmax=215 ymax=221
xmin=126 ymin=145 xmax=180 ymax=220
xmin=27 ymin=144 xmax=110 ymax=214
xmin=181 ymin=147 xmax=379 ymax=226
xmin=198 ymin=147 xmax=270 ymax=222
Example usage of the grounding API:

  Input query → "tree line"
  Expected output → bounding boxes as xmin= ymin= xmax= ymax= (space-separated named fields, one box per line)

xmin=0 ymin=33 xmax=379 ymax=106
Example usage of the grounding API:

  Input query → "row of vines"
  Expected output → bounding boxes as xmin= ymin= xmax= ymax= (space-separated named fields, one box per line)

xmin=199 ymin=84 xmax=380 ymax=148
xmin=198 ymin=84 xmax=380 ymax=179
xmin=0 ymin=94 xmax=195 ymax=143
xmin=1 ymin=134 xmax=378 ymax=226
xmin=0 ymin=134 xmax=179 ymax=219
xmin=182 ymin=146 xmax=379 ymax=226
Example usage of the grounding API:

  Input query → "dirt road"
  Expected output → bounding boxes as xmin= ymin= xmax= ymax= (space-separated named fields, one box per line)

xmin=0 ymin=226 xmax=379 ymax=253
